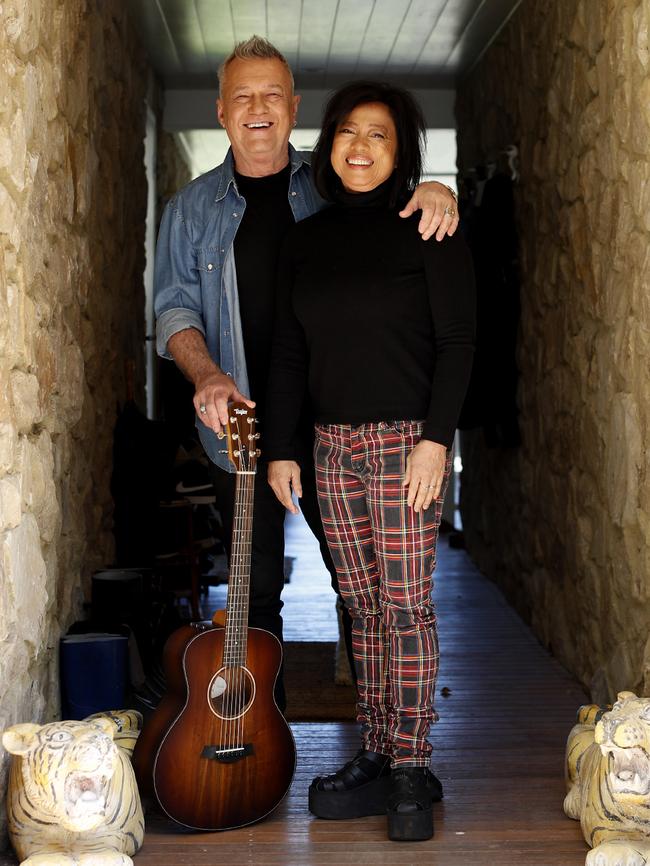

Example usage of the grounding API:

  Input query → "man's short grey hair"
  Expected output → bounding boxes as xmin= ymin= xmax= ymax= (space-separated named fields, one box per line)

xmin=218 ymin=36 xmax=294 ymax=94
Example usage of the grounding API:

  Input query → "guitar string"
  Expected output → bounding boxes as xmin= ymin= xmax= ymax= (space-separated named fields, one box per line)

xmin=234 ymin=465 xmax=243 ymax=747
xmin=241 ymin=445 xmax=256 ymax=747
xmin=234 ymin=463 xmax=246 ymax=747
xmin=234 ymin=468 xmax=245 ymax=742
xmin=233 ymin=463 xmax=252 ymax=748
xmin=232 ymin=469 xmax=243 ymax=747
xmin=222 ymin=420 xmax=256 ymax=752
xmin=225 ymin=471 xmax=240 ymax=748
xmin=234 ymin=441 xmax=252 ymax=745
xmin=221 ymin=422 xmax=243 ymax=751
xmin=238 ymin=475 xmax=255 ymax=747
xmin=234 ymin=470 xmax=244 ymax=748
xmin=243 ymin=469 xmax=254 ymax=745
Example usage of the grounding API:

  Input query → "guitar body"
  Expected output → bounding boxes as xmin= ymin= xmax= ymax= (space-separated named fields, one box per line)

xmin=152 ymin=625 xmax=296 ymax=830
xmin=133 ymin=622 xmax=213 ymax=799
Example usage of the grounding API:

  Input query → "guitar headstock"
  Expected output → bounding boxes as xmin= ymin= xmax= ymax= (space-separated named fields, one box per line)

xmin=225 ymin=403 xmax=260 ymax=473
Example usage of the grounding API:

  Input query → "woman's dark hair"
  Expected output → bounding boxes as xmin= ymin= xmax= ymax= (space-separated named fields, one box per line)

xmin=311 ymin=81 xmax=426 ymax=206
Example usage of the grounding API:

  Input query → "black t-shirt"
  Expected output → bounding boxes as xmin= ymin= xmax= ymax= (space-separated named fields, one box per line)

xmin=233 ymin=163 xmax=294 ymax=421
xmin=265 ymin=180 xmax=476 ymax=457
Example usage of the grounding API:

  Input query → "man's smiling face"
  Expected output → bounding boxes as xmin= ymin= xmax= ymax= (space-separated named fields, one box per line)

xmin=217 ymin=57 xmax=300 ymax=176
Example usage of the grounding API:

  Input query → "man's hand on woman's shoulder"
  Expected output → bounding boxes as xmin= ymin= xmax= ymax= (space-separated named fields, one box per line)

xmin=399 ymin=181 xmax=459 ymax=242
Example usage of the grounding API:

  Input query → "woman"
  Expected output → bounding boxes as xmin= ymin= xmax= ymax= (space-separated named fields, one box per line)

xmin=265 ymin=81 xmax=475 ymax=842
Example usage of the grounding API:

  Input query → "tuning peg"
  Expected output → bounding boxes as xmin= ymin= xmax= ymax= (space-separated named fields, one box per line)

xmin=234 ymin=449 xmax=240 ymax=457
xmin=232 ymin=433 xmax=239 ymax=440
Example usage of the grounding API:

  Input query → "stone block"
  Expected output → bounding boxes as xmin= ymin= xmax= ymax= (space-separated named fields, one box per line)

xmin=633 ymin=2 xmax=650 ymax=68
xmin=0 ymin=181 xmax=18 ymax=236
xmin=589 ymin=666 xmax=610 ymax=706
xmin=630 ymin=76 xmax=650 ymax=154
xmin=1 ymin=515 xmax=48 ymax=648
xmin=5 ymin=0 xmax=42 ymax=58
xmin=605 ymin=393 xmax=642 ymax=530
xmin=35 ymin=52 xmax=60 ymax=124
xmin=9 ymin=370 xmax=40 ymax=433
xmin=0 ymin=423 xmax=17 ymax=474
xmin=0 ymin=477 xmax=22 ymax=529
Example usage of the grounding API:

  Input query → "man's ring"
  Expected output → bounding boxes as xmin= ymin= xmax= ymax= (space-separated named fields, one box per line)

xmin=444 ymin=206 xmax=456 ymax=217
xmin=199 ymin=404 xmax=207 ymax=414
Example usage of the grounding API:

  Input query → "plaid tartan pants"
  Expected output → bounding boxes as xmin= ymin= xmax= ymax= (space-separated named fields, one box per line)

xmin=315 ymin=421 xmax=451 ymax=766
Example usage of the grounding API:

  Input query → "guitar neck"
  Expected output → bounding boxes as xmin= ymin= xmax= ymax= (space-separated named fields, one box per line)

xmin=223 ymin=470 xmax=255 ymax=666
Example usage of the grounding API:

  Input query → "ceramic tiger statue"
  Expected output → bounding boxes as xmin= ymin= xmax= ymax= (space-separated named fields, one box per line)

xmin=564 ymin=691 xmax=650 ymax=866
xmin=2 ymin=710 xmax=145 ymax=866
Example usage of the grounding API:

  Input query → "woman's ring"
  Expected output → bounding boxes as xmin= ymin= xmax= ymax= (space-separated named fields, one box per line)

xmin=199 ymin=404 xmax=207 ymax=414
xmin=444 ymin=206 xmax=456 ymax=217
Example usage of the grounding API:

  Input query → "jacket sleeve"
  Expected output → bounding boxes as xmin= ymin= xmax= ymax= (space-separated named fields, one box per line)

xmin=421 ymin=230 xmax=477 ymax=447
xmin=154 ymin=196 xmax=207 ymax=360
xmin=264 ymin=234 xmax=310 ymax=462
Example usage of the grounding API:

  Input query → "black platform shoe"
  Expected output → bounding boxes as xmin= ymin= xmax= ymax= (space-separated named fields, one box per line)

xmin=386 ymin=767 xmax=442 ymax=841
xmin=308 ymin=749 xmax=392 ymax=819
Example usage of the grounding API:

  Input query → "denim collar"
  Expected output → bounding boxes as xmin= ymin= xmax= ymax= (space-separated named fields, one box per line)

xmin=214 ymin=143 xmax=310 ymax=202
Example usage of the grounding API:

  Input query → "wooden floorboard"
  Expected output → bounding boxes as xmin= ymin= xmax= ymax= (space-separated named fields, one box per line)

xmin=0 ymin=514 xmax=591 ymax=864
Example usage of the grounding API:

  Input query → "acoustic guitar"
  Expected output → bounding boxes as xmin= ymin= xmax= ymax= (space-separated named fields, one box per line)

xmin=133 ymin=403 xmax=296 ymax=830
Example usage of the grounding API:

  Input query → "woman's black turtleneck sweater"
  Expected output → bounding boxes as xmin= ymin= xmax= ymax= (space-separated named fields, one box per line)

xmin=264 ymin=179 xmax=476 ymax=458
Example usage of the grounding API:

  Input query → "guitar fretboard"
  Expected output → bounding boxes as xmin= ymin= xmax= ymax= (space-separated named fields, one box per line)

xmin=223 ymin=471 xmax=255 ymax=666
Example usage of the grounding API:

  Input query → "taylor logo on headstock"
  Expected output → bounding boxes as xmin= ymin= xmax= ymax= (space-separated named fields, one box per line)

xmin=225 ymin=402 xmax=260 ymax=473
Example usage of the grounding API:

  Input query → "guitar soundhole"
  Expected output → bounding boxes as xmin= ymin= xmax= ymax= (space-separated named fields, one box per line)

xmin=208 ymin=666 xmax=255 ymax=719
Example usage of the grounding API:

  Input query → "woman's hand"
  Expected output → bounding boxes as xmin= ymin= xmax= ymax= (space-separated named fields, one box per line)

xmin=403 ymin=440 xmax=448 ymax=513
xmin=268 ymin=460 xmax=302 ymax=514
xmin=399 ymin=181 xmax=459 ymax=242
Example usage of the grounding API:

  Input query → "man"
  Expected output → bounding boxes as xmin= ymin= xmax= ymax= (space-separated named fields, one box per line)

xmin=154 ymin=36 xmax=459 ymax=710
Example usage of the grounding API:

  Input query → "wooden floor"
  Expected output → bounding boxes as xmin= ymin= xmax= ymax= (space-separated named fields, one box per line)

xmin=0 ymin=513 xmax=591 ymax=865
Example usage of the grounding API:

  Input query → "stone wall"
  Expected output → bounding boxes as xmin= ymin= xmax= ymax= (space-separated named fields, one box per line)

xmin=157 ymin=130 xmax=192 ymax=218
xmin=0 ymin=0 xmax=147 ymax=839
xmin=456 ymin=0 xmax=650 ymax=703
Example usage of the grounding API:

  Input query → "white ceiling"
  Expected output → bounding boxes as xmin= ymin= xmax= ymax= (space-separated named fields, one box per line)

xmin=129 ymin=0 xmax=524 ymax=90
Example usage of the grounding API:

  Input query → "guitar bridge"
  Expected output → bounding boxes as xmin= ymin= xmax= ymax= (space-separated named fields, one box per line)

xmin=201 ymin=743 xmax=254 ymax=763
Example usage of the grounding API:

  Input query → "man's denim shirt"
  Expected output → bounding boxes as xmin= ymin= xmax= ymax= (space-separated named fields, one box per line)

xmin=154 ymin=144 xmax=325 ymax=472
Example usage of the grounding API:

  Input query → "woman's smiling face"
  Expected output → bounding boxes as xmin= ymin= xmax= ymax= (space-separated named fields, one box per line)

xmin=330 ymin=101 xmax=398 ymax=194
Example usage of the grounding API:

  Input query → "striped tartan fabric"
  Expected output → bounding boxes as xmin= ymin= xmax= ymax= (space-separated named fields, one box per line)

xmin=315 ymin=421 xmax=451 ymax=766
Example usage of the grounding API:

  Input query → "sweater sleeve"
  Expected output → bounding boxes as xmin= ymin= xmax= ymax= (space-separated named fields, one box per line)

xmin=421 ymin=230 xmax=476 ymax=448
xmin=263 ymin=232 xmax=310 ymax=461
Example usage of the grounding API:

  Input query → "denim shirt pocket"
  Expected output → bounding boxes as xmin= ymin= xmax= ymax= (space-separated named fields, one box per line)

xmin=195 ymin=249 xmax=221 ymax=279
xmin=193 ymin=248 xmax=223 ymax=352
